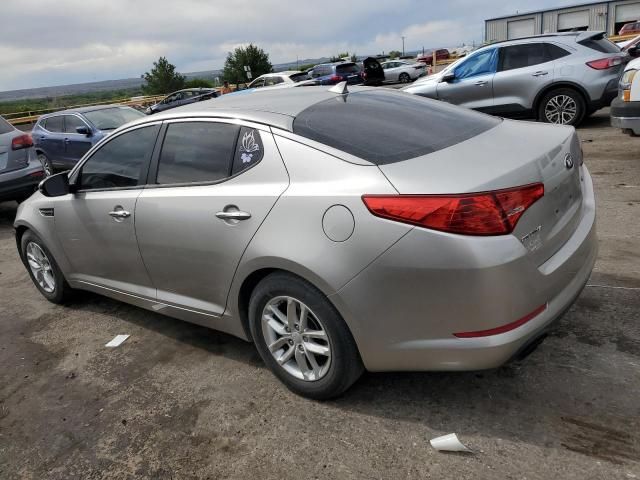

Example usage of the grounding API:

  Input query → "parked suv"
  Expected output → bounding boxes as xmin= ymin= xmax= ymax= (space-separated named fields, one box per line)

xmin=404 ymin=32 xmax=627 ymax=125
xmin=146 ymin=88 xmax=218 ymax=114
xmin=0 ymin=115 xmax=45 ymax=203
xmin=308 ymin=62 xmax=365 ymax=85
xmin=611 ymin=47 xmax=640 ymax=135
xmin=33 ymin=105 xmax=145 ymax=172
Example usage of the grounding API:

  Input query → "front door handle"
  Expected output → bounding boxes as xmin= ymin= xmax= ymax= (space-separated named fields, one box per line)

xmin=532 ymin=71 xmax=549 ymax=77
xmin=215 ymin=211 xmax=251 ymax=221
xmin=108 ymin=210 xmax=131 ymax=219
xmin=474 ymin=80 xmax=488 ymax=86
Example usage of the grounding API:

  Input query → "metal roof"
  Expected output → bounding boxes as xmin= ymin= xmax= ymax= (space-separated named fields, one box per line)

xmin=486 ymin=0 xmax=608 ymax=21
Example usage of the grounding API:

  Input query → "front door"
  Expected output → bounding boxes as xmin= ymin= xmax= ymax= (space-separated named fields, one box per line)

xmin=55 ymin=124 xmax=161 ymax=297
xmin=437 ymin=48 xmax=497 ymax=110
xmin=135 ymin=120 xmax=289 ymax=315
xmin=63 ymin=115 xmax=94 ymax=167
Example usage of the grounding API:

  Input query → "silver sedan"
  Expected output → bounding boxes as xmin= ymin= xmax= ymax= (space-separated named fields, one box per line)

xmin=15 ymin=85 xmax=597 ymax=399
xmin=381 ymin=60 xmax=426 ymax=83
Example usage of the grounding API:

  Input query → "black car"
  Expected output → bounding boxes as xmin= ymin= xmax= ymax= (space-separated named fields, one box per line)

xmin=146 ymin=88 xmax=219 ymax=114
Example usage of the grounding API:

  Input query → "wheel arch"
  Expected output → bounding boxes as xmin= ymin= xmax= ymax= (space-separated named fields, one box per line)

xmin=533 ymin=82 xmax=590 ymax=119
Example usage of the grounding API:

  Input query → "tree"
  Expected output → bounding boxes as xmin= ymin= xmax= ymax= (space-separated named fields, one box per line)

xmin=223 ymin=44 xmax=272 ymax=83
xmin=389 ymin=50 xmax=402 ymax=59
xmin=185 ymin=78 xmax=214 ymax=88
xmin=141 ymin=57 xmax=186 ymax=94
xmin=330 ymin=51 xmax=351 ymax=62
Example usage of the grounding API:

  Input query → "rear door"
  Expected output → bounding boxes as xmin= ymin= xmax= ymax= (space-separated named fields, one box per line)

xmin=63 ymin=115 xmax=93 ymax=166
xmin=436 ymin=48 xmax=497 ymax=110
xmin=135 ymin=120 xmax=289 ymax=315
xmin=37 ymin=116 xmax=66 ymax=167
xmin=492 ymin=42 xmax=559 ymax=113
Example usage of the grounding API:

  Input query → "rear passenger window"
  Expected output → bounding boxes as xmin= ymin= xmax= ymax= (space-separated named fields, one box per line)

xmin=545 ymin=43 xmax=571 ymax=60
xmin=44 ymin=116 xmax=63 ymax=132
xmin=499 ymin=44 xmax=547 ymax=71
xmin=232 ymin=127 xmax=264 ymax=175
xmin=157 ymin=122 xmax=240 ymax=184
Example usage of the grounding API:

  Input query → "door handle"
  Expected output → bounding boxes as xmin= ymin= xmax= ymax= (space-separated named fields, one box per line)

xmin=215 ymin=211 xmax=251 ymax=220
xmin=108 ymin=210 xmax=131 ymax=219
xmin=64 ymin=138 xmax=71 ymax=143
xmin=532 ymin=71 xmax=549 ymax=77
xmin=474 ymin=80 xmax=488 ymax=86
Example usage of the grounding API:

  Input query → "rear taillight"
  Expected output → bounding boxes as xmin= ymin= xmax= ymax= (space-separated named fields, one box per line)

xmin=453 ymin=304 xmax=547 ymax=338
xmin=11 ymin=133 xmax=33 ymax=151
xmin=329 ymin=74 xmax=342 ymax=82
xmin=586 ymin=56 xmax=623 ymax=70
xmin=362 ymin=183 xmax=544 ymax=236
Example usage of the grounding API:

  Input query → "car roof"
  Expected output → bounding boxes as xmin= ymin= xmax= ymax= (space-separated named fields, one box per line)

xmin=39 ymin=104 xmax=129 ymax=119
xmin=124 ymin=85 xmax=380 ymax=132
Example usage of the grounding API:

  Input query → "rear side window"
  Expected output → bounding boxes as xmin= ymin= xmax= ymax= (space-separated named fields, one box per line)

xmin=0 ymin=116 xmax=13 ymax=134
xmin=157 ymin=122 xmax=240 ymax=184
xmin=293 ymin=90 xmax=501 ymax=165
xmin=546 ymin=43 xmax=571 ymax=60
xmin=499 ymin=44 xmax=547 ymax=71
xmin=336 ymin=63 xmax=360 ymax=74
xmin=232 ymin=127 xmax=264 ymax=175
xmin=579 ymin=37 xmax=619 ymax=53
xmin=44 ymin=116 xmax=63 ymax=132
xmin=290 ymin=72 xmax=308 ymax=83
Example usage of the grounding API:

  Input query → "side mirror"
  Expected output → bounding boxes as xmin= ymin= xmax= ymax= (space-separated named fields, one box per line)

xmin=441 ymin=72 xmax=455 ymax=83
xmin=628 ymin=46 xmax=639 ymax=58
xmin=76 ymin=126 xmax=91 ymax=136
xmin=38 ymin=172 xmax=70 ymax=197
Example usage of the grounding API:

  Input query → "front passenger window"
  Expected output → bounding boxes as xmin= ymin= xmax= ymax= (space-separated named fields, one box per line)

xmin=454 ymin=49 xmax=496 ymax=79
xmin=79 ymin=126 xmax=159 ymax=190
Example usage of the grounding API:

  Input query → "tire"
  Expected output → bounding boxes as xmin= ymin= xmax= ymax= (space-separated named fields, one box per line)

xmin=249 ymin=272 xmax=364 ymax=400
xmin=37 ymin=152 xmax=53 ymax=176
xmin=20 ymin=230 xmax=73 ymax=304
xmin=399 ymin=72 xmax=411 ymax=83
xmin=537 ymin=88 xmax=586 ymax=126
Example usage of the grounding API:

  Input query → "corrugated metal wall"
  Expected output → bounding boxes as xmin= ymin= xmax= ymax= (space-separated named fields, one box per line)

xmin=484 ymin=1 xmax=640 ymax=42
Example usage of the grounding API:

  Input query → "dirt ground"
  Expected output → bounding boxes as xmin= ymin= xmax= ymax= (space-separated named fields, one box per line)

xmin=0 ymin=109 xmax=639 ymax=479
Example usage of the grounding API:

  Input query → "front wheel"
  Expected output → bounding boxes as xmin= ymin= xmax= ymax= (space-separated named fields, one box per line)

xmin=399 ymin=72 xmax=411 ymax=83
xmin=249 ymin=272 xmax=363 ymax=400
xmin=20 ymin=230 xmax=73 ymax=303
xmin=538 ymin=88 xmax=586 ymax=126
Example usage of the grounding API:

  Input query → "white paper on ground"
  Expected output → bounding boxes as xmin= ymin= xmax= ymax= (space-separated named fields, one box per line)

xmin=430 ymin=433 xmax=472 ymax=453
xmin=105 ymin=334 xmax=130 ymax=348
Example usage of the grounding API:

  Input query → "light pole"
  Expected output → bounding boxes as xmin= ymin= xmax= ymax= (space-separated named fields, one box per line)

xmin=401 ymin=36 xmax=406 ymax=56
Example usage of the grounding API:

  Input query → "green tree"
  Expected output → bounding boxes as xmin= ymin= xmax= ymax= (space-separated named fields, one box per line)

xmin=329 ymin=51 xmax=351 ymax=62
xmin=185 ymin=78 xmax=214 ymax=88
xmin=388 ymin=50 xmax=402 ymax=59
xmin=141 ymin=57 xmax=186 ymax=95
xmin=223 ymin=44 xmax=272 ymax=83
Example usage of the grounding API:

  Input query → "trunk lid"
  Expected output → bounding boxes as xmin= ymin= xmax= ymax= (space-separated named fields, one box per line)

xmin=377 ymin=119 xmax=584 ymax=266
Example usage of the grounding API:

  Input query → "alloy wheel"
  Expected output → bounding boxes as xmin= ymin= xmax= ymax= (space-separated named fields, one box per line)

xmin=38 ymin=154 xmax=53 ymax=176
xmin=261 ymin=296 xmax=331 ymax=381
xmin=544 ymin=95 xmax=577 ymax=125
xmin=26 ymin=242 xmax=55 ymax=293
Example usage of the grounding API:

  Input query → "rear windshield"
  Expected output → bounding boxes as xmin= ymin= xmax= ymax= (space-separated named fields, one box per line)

xmin=292 ymin=90 xmax=501 ymax=164
xmin=84 ymin=106 xmax=145 ymax=131
xmin=0 ymin=116 xmax=13 ymax=134
xmin=336 ymin=63 xmax=360 ymax=74
xmin=579 ymin=37 xmax=619 ymax=53
xmin=290 ymin=72 xmax=309 ymax=83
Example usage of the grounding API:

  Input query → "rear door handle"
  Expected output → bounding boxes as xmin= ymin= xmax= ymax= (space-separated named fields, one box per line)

xmin=216 ymin=211 xmax=251 ymax=220
xmin=474 ymin=80 xmax=488 ymax=86
xmin=108 ymin=210 xmax=131 ymax=219
xmin=532 ymin=71 xmax=549 ymax=77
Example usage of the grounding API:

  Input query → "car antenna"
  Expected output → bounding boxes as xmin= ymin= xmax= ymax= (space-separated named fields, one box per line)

xmin=328 ymin=81 xmax=349 ymax=95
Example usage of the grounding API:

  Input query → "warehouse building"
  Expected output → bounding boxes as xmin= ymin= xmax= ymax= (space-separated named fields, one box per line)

xmin=485 ymin=0 xmax=640 ymax=42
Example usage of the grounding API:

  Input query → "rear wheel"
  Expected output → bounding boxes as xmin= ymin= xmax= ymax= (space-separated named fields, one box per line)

xmin=249 ymin=272 xmax=363 ymax=400
xmin=399 ymin=72 xmax=411 ymax=83
xmin=538 ymin=88 xmax=585 ymax=126
xmin=20 ymin=230 xmax=73 ymax=303
xmin=37 ymin=152 xmax=53 ymax=176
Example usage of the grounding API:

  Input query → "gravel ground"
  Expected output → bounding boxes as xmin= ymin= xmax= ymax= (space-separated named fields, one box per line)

xmin=0 ymin=109 xmax=639 ymax=479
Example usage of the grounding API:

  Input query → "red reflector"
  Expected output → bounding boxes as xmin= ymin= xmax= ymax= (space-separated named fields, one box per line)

xmin=362 ymin=183 xmax=544 ymax=236
xmin=29 ymin=170 xmax=44 ymax=178
xmin=11 ymin=134 xmax=34 ymax=151
xmin=586 ymin=56 xmax=622 ymax=70
xmin=453 ymin=304 xmax=548 ymax=338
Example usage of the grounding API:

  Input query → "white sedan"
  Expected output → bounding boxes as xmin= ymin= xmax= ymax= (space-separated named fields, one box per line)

xmin=380 ymin=60 xmax=426 ymax=83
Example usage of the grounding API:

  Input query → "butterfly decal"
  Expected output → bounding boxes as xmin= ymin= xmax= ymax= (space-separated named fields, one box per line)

xmin=239 ymin=130 xmax=260 ymax=163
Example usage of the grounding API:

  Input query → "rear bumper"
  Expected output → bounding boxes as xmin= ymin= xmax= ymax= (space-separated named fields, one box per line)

xmin=0 ymin=157 xmax=44 ymax=202
xmin=332 ymin=168 xmax=597 ymax=372
xmin=610 ymin=98 xmax=640 ymax=134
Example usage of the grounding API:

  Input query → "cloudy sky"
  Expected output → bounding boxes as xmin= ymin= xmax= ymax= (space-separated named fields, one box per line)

xmin=1 ymin=0 xmax=581 ymax=91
